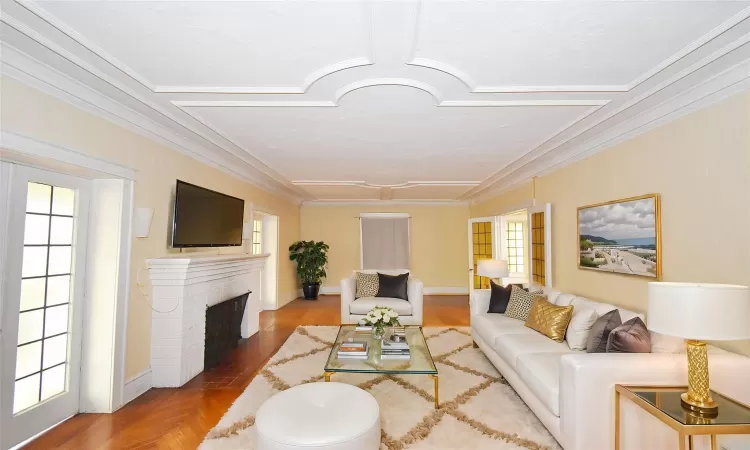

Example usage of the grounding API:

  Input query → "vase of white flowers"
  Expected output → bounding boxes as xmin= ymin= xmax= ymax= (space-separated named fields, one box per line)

xmin=360 ymin=306 xmax=400 ymax=340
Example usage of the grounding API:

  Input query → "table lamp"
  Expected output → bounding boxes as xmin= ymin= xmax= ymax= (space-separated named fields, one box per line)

xmin=477 ymin=259 xmax=509 ymax=284
xmin=647 ymin=282 xmax=750 ymax=415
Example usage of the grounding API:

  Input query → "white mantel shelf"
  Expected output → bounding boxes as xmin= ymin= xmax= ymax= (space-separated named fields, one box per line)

xmin=146 ymin=252 xmax=268 ymax=387
xmin=147 ymin=253 xmax=269 ymax=286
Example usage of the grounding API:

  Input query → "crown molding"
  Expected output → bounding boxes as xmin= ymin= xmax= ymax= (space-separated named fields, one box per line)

xmin=0 ymin=44 xmax=306 ymax=204
xmin=470 ymin=57 xmax=750 ymax=205
xmin=302 ymin=200 xmax=470 ymax=207
xmin=464 ymin=27 xmax=750 ymax=201
xmin=19 ymin=0 xmax=376 ymax=96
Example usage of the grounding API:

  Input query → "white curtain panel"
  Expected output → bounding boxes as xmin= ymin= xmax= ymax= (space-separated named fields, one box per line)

xmin=361 ymin=217 xmax=410 ymax=270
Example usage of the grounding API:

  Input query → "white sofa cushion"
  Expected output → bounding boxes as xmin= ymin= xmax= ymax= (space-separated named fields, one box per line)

xmin=493 ymin=332 xmax=574 ymax=370
xmin=471 ymin=314 xmax=535 ymax=346
xmin=349 ymin=297 xmax=412 ymax=316
xmin=516 ymin=353 xmax=564 ymax=416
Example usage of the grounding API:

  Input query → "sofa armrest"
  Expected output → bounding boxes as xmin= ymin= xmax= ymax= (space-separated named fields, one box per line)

xmin=470 ymin=290 xmax=491 ymax=316
xmin=407 ymin=278 xmax=424 ymax=324
xmin=340 ymin=274 xmax=356 ymax=323
xmin=559 ymin=351 xmax=750 ymax=450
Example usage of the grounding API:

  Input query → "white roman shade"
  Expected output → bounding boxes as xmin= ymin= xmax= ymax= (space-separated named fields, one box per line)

xmin=360 ymin=214 xmax=410 ymax=270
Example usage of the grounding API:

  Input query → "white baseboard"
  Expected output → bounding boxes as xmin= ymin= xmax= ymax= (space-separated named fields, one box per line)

xmin=320 ymin=286 xmax=340 ymax=294
xmin=122 ymin=368 xmax=152 ymax=407
xmin=316 ymin=286 xmax=468 ymax=295
xmin=423 ymin=287 xmax=469 ymax=295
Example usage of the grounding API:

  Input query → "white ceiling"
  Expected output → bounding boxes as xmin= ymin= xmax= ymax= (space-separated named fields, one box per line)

xmin=3 ymin=1 xmax=750 ymax=203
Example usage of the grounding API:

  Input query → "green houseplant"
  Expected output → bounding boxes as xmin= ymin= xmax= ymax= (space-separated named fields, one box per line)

xmin=289 ymin=240 xmax=330 ymax=300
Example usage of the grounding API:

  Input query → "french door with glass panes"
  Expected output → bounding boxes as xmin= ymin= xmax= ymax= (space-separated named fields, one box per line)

xmin=1 ymin=165 xmax=89 ymax=449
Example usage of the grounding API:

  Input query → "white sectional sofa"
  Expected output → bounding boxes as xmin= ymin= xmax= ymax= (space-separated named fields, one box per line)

xmin=470 ymin=286 xmax=750 ymax=450
xmin=340 ymin=270 xmax=424 ymax=325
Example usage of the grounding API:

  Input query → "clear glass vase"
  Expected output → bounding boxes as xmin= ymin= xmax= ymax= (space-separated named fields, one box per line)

xmin=371 ymin=324 xmax=386 ymax=340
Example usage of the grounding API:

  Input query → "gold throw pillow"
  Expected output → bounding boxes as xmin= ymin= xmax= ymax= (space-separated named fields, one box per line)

xmin=524 ymin=296 xmax=574 ymax=343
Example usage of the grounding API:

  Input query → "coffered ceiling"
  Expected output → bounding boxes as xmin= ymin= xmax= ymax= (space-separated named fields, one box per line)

xmin=2 ymin=1 xmax=750 ymax=203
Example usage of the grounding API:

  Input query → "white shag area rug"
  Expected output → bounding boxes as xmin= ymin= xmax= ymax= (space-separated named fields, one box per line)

xmin=200 ymin=326 xmax=561 ymax=450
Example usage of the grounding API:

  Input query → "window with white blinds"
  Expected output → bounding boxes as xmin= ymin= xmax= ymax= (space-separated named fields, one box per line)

xmin=360 ymin=214 xmax=410 ymax=270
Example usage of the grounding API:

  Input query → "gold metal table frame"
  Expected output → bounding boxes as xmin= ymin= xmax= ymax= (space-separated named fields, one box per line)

xmin=615 ymin=385 xmax=750 ymax=450
xmin=323 ymin=326 xmax=440 ymax=409
xmin=324 ymin=371 xmax=440 ymax=409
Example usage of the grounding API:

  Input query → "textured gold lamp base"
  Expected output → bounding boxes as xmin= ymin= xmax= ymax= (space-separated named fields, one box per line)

xmin=682 ymin=340 xmax=719 ymax=416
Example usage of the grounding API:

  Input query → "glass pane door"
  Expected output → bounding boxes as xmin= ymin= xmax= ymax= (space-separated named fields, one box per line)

xmin=14 ymin=183 xmax=76 ymax=414
xmin=468 ymin=218 xmax=496 ymax=290
xmin=1 ymin=165 xmax=89 ymax=450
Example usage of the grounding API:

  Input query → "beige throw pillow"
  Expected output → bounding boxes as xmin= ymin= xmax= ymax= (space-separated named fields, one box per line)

xmin=504 ymin=285 xmax=544 ymax=321
xmin=565 ymin=307 xmax=598 ymax=350
xmin=355 ymin=272 xmax=379 ymax=298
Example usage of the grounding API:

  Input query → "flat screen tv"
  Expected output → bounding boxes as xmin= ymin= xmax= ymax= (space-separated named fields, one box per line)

xmin=171 ymin=180 xmax=244 ymax=248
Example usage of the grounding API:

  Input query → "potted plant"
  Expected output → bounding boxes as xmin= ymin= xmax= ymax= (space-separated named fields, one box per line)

xmin=289 ymin=240 xmax=330 ymax=300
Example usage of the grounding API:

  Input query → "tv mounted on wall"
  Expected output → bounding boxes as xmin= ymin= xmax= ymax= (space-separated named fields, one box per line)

xmin=171 ymin=180 xmax=245 ymax=248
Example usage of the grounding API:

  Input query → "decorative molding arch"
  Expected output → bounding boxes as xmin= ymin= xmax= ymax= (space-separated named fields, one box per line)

xmin=335 ymin=78 xmax=444 ymax=104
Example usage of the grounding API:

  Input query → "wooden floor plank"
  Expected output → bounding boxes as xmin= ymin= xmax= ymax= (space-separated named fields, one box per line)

xmin=23 ymin=294 xmax=469 ymax=449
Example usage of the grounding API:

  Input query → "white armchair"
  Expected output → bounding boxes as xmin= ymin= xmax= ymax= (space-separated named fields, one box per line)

xmin=340 ymin=270 xmax=424 ymax=325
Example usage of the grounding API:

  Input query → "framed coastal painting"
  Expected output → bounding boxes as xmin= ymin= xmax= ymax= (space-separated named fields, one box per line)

xmin=577 ymin=194 xmax=661 ymax=279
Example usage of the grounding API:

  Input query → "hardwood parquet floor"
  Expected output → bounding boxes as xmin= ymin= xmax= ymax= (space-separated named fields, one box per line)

xmin=23 ymin=295 xmax=469 ymax=450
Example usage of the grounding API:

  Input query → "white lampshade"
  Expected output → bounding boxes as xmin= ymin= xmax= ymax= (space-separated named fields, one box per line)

xmin=477 ymin=259 xmax=509 ymax=279
xmin=242 ymin=222 xmax=253 ymax=240
xmin=648 ymin=282 xmax=750 ymax=341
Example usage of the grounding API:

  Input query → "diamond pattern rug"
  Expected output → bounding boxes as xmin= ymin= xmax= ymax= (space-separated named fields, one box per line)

xmin=200 ymin=326 xmax=561 ymax=450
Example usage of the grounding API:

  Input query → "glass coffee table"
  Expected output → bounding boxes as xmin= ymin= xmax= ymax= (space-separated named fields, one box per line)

xmin=324 ymin=325 xmax=440 ymax=408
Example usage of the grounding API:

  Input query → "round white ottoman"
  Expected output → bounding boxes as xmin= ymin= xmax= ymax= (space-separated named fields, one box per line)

xmin=255 ymin=382 xmax=380 ymax=450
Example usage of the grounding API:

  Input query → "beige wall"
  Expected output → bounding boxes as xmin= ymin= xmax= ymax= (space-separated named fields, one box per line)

xmin=2 ymin=77 xmax=301 ymax=378
xmin=300 ymin=204 xmax=470 ymax=289
xmin=471 ymin=91 xmax=750 ymax=355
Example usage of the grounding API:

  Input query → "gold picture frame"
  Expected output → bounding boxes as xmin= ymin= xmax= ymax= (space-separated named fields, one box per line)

xmin=577 ymin=194 xmax=661 ymax=279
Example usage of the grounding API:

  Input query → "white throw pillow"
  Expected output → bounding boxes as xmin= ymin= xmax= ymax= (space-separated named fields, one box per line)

xmin=566 ymin=307 xmax=599 ymax=350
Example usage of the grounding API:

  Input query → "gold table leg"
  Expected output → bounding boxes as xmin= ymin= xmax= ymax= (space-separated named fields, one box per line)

xmin=429 ymin=375 xmax=439 ymax=409
xmin=679 ymin=432 xmax=686 ymax=450
xmin=614 ymin=389 xmax=620 ymax=450
xmin=710 ymin=435 xmax=717 ymax=450
xmin=688 ymin=435 xmax=694 ymax=450
xmin=324 ymin=372 xmax=332 ymax=382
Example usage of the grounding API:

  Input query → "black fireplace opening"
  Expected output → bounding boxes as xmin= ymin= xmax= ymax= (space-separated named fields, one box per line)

xmin=204 ymin=292 xmax=250 ymax=370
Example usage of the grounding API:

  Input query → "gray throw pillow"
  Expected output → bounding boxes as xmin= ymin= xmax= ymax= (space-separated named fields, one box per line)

xmin=586 ymin=309 xmax=622 ymax=353
xmin=606 ymin=317 xmax=651 ymax=353
xmin=376 ymin=272 xmax=409 ymax=301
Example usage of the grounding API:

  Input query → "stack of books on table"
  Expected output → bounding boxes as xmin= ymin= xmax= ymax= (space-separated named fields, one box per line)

xmin=381 ymin=330 xmax=410 ymax=360
xmin=337 ymin=341 xmax=369 ymax=359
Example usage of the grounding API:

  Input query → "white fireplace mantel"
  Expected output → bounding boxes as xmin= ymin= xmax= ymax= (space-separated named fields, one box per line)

xmin=147 ymin=252 xmax=269 ymax=387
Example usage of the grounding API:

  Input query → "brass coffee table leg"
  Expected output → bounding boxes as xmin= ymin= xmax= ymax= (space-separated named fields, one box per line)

xmin=429 ymin=374 xmax=439 ymax=409
xmin=324 ymin=372 xmax=333 ymax=382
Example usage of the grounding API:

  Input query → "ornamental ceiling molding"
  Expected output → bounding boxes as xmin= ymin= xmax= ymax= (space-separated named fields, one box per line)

xmin=4 ymin=0 xmax=750 ymax=202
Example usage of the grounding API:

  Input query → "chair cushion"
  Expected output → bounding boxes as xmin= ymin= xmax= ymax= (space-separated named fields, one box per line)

xmin=471 ymin=314 xmax=535 ymax=346
xmin=350 ymin=297 xmax=412 ymax=315
xmin=493 ymin=332 xmax=574 ymax=370
xmin=516 ymin=353 xmax=564 ymax=416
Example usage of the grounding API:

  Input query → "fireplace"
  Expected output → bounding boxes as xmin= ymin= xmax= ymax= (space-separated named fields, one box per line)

xmin=147 ymin=253 xmax=267 ymax=387
xmin=204 ymin=292 xmax=250 ymax=370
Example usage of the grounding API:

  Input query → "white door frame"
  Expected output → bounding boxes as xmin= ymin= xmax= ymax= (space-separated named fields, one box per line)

xmin=1 ymin=164 xmax=91 ymax=449
xmin=467 ymin=216 xmax=498 ymax=293
xmin=527 ymin=203 xmax=553 ymax=289
xmin=0 ymin=132 xmax=135 ymax=418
